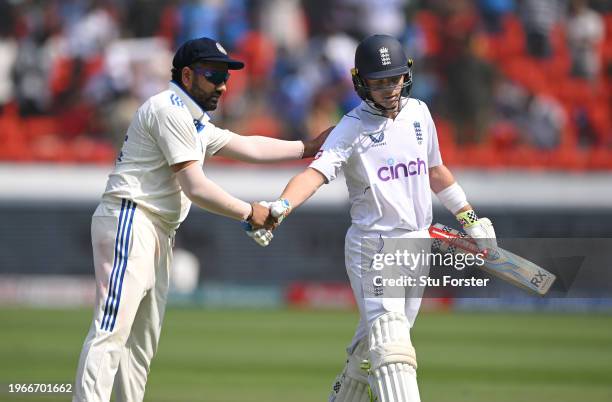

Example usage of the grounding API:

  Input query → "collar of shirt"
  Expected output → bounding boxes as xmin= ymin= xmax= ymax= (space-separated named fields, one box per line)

xmin=168 ymin=81 xmax=211 ymax=125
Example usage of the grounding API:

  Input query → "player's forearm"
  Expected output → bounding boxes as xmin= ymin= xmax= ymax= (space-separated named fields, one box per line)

xmin=430 ymin=165 xmax=472 ymax=215
xmin=280 ymin=168 xmax=326 ymax=210
xmin=218 ymin=135 xmax=305 ymax=163
xmin=429 ymin=164 xmax=455 ymax=193
xmin=432 ymin=167 xmax=493 ymax=247
xmin=176 ymin=164 xmax=251 ymax=221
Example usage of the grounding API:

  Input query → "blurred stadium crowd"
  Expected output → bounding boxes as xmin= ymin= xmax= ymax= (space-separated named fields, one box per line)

xmin=0 ymin=0 xmax=610 ymax=168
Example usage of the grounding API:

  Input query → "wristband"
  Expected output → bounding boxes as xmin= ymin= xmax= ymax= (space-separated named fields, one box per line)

xmin=456 ymin=210 xmax=479 ymax=228
xmin=436 ymin=182 xmax=468 ymax=214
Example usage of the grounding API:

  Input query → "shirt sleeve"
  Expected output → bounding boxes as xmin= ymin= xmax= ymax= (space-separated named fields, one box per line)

xmin=204 ymin=122 xmax=234 ymax=157
xmin=423 ymin=103 xmax=443 ymax=168
xmin=153 ymin=106 xmax=201 ymax=166
xmin=308 ymin=119 xmax=357 ymax=183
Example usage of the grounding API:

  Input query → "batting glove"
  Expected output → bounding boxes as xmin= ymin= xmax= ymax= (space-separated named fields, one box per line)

xmin=242 ymin=221 xmax=274 ymax=247
xmin=456 ymin=210 xmax=497 ymax=253
xmin=269 ymin=198 xmax=292 ymax=224
xmin=243 ymin=201 xmax=274 ymax=247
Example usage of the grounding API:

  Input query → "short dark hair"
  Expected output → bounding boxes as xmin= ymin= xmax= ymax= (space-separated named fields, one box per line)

xmin=171 ymin=67 xmax=182 ymax=85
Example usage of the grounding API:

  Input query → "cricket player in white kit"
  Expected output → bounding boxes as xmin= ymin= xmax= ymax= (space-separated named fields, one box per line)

xmin=72 ymin=37 xmax=330 ymax=402
xmin=261 ymin=35 xmax=497 ymax=402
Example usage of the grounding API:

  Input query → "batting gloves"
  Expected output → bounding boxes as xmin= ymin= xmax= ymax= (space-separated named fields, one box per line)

xmin=269 ymin=198 xmax=292 ymax=223
xmin=243 ymin=221 xmax=274 ymax=247
xmin=456 ymin=210 xmax=497 ymax=253
xmin=243 ymin=201 xmax=274 ymax=247
xmin=242 ymin=199 xmax=291 ymax=247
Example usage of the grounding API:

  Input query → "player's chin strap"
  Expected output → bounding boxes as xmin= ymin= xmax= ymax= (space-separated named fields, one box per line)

xmin=364 ymin=96 xmax=410 ymax=119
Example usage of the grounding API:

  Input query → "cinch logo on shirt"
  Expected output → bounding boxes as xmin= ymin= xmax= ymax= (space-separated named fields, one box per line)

xmin=377 ymin=158 xmax=427 ymax=181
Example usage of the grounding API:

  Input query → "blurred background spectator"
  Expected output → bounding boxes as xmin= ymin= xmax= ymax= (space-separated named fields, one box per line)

xmin=0 ymin=0 xmax=610 ymax=169
xmin=567 ymin=0 xmax=604 ymax=80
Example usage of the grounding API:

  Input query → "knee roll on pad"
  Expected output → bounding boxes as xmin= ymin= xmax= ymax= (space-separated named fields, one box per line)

xmin=369 ymin=312 xmax=417 ymax=370
xmin=329 ymin=340 xmax=371 ymax=402
xmin=368 ymin=312 xmax=420 ymax=402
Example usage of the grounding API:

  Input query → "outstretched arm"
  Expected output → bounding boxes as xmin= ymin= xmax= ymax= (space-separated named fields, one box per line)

xmin=280 ymin=168 xmax=327 ymax=210
xmin=173 ymin=161 xmax=268 ymax=225
xmin=248 ymin=167 xmax=326 ymax=229
xmin=215 ymin=126 xmax=333 ymax=163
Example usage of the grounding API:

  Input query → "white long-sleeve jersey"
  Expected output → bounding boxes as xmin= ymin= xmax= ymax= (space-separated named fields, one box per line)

xmin=309 ymin=98 xmax=442 ymax=232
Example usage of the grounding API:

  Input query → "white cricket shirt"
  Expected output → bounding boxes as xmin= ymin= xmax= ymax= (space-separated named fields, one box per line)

xmin=99 ymin=81 xmax=233 ymax=232
xmin=309 ymin=98 xmax=442 ymax=232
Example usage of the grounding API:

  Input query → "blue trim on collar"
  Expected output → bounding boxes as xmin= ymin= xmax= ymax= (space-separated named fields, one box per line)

xmin=169 ymin=80 xmax=209 ymax=120
xmin=344 ymin=113 xmax=361 ymax=121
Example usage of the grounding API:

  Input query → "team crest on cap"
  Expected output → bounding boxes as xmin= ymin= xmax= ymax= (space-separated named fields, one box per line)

xmin=216 ymin=42 xmax=227 ymax=55
xmin=379 ymin=47 xmax=391 ymax=66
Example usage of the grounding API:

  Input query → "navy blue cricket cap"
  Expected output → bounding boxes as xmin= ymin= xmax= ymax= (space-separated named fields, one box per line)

xmin=172 ymin=37 xmax=245 ymax=70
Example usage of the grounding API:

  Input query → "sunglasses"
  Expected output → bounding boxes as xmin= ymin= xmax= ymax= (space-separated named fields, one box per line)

xmin=191 ymin=67 xmax=230 ymax=85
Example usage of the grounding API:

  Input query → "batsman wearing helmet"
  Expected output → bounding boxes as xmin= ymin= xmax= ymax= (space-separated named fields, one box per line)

xmin=72 ymin=37 xmax=330 ymax=402
xmin=259 ymin=35 xmax=497 ymax=402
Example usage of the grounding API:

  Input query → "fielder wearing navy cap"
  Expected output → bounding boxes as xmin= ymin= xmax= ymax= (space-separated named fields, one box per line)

xmin=172 ymin=37 xmax=245 ymax=70
xmin=170 ymin=37 xmax=245 ymax=111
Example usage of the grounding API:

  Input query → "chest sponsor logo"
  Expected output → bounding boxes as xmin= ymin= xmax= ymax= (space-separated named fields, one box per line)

xmin=368 ymin=131 xmax=386 ymax=147
xmin=413 ymin=121 xmax=423 ymax=145
xmin=377 ymin=158 xmax=427 ymax=181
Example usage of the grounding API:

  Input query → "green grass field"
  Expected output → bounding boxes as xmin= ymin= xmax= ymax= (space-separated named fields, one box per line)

xmin=0 ymin=307 xmax=611 ymax=402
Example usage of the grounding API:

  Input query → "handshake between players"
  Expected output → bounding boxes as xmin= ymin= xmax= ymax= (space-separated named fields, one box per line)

xmin=242 ymin=198 xmax=292 ymax=247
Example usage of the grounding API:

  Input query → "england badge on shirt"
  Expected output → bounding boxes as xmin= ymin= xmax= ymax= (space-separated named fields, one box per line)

xmin=413 ymin=121 xmax=423 ymax=145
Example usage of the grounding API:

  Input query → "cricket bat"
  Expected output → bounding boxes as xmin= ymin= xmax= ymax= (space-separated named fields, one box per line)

xmin=429 ymin=223 xmax=556 ymax=295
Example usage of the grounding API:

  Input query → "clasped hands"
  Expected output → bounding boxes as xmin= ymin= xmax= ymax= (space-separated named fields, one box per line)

xmin=242 ymin=199 xmax=291 ymax=247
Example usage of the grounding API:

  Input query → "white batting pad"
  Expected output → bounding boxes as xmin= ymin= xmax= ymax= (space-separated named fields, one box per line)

xmin=368 ymin=312 xmax=420 ymax=402
xmin=329 ymin=340 xmax=371 ymax=402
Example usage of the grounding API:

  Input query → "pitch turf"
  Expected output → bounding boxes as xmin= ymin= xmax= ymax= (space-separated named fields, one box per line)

xmin=0 ymin=307 xmax=611 ymax=402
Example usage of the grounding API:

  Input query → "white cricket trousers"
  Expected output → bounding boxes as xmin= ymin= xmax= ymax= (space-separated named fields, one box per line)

xmin=344 ymin=225 xmax=430 ymax=352
xmin=73 ymin=199 xmax=173 ymax=402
